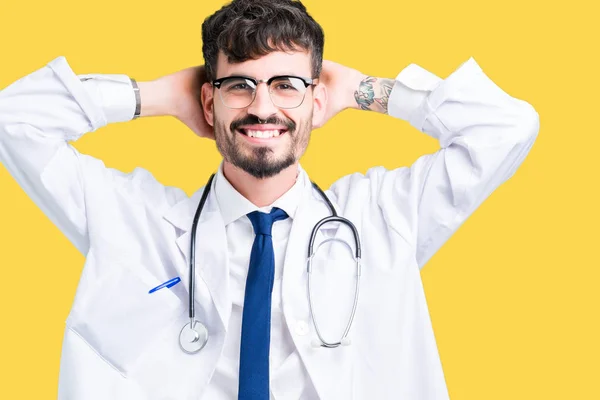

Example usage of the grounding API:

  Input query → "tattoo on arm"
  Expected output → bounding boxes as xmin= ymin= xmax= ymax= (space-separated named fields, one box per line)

xmin=354 ymin=76 xmax=395 ymax=114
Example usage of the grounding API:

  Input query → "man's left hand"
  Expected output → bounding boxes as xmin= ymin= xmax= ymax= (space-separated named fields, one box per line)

xmin=314 ymin=60 xmax=366 ymax=128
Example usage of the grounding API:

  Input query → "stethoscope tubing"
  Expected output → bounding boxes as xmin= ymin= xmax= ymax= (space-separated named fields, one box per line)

xmin=189 ymin=173 xmax=216 ymax=325
xmin=186 ymin=172 xmax=362 ymax=350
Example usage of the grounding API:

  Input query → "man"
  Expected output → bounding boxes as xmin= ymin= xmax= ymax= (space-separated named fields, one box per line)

xmin=0 ymin=0 xmax=539 ymax=398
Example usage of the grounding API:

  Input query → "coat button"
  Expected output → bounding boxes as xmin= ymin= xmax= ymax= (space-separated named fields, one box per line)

xmin=295 ymin=320 xmax=309 ymax=336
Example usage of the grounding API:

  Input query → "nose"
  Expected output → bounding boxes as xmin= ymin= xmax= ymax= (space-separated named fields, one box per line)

xmin=246 ymin=82 xmax=278 ymax=121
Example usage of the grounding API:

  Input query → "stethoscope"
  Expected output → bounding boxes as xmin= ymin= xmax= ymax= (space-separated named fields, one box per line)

xmin=179 ymin=173 xmax=362 ymax=354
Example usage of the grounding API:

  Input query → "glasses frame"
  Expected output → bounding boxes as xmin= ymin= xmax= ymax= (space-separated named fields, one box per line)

xmin=211 ymin=75 xmax=319 ymax=109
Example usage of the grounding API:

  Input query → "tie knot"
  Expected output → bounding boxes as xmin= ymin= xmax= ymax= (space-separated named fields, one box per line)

xmin=247 ymin=207 xmax=289 ymax=236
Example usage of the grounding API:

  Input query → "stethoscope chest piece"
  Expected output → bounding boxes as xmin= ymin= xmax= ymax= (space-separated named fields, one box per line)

xmin=179 ymin=320 xmax=209 ymax=354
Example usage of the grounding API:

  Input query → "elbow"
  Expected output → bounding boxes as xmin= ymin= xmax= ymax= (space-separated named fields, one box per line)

xmin=517 ymin=101 xmax=540 ymax=146
xmin=501 ymin=102 xmax=539 ymax=178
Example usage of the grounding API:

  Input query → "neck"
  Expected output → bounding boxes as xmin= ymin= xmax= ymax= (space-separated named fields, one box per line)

xmin=222 ymin=161 xmax=299 ymax=207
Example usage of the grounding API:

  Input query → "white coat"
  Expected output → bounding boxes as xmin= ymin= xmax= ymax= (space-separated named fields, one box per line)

xmin=0 ymin=56 xmax=539 ymax=399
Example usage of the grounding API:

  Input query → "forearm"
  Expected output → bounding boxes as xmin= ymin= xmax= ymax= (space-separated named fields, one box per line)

xmin=353 ymin=75 xmax=395 ymax=114
xmin=137 ymin=79 xmax=175 ymax=118
xmin=137 ymin=66 xmax=208 ymax=140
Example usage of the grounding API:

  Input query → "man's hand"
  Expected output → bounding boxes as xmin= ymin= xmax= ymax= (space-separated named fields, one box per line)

xmin=316 ymin=60 xmax=395 ymax=128
xmin=314 ymin=60 xmax=365 ymax=128
xmin=138 ymin=66 xmax=214 ymax=140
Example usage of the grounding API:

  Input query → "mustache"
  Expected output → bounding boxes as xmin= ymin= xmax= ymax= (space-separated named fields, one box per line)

xmin=230 ymin=115 xmax=296 ymax=133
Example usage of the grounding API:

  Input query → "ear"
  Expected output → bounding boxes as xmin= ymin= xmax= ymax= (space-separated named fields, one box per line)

xmin=311 ymin=82 xmax=328 ymax=129
xmin=201 ymin=82 xmax=215 ymax=127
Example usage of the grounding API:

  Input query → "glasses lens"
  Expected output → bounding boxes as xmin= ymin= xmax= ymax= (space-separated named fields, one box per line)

xmin=269 ymin=77 xmax=307 ymax=109
xmin=219 ymin=77 xmax=256 ymax=108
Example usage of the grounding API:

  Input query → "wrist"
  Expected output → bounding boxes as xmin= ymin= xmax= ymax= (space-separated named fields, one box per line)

xmin=352 ymin=74 xmax=395 ymax=114
xmin=138 ymin=79 xmax=175 ymax=118
xmin=349 ymin=72 xmax=369 ymax=110
xmin=130 ymin=78 xmax=141 ymax=119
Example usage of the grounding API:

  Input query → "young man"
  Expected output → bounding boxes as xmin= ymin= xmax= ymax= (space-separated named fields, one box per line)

xmin=0 ymin=0 xmax=539 ymax=399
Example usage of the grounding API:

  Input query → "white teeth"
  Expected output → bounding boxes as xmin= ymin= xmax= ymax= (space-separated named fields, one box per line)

xmin=245 ymin=130 xmax=281 ymax=138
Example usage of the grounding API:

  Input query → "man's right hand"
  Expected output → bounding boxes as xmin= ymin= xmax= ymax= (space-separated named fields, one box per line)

xmin=138 ymin=66 xmax=214 ymax=140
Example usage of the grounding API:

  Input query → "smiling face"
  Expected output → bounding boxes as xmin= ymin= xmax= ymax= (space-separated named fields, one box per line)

xmin=202 ymin=50 xmax=326 ymax=179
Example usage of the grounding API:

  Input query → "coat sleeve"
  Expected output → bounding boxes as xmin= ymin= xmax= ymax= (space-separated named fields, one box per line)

xmin=331 ymin=58 xmax=540 ymax=269
xmin=0 ymin=56 xmax=137 ymax=255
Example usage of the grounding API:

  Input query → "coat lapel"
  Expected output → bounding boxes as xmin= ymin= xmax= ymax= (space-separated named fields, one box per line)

xmin=282 ymin=175 xmax=355 ymax=400
xmin=163 ymin=181 xmax=231 ymax=331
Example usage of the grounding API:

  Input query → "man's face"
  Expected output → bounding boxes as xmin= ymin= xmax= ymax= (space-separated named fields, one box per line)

xmin=204 ymin=50 xmax=321 ymax=179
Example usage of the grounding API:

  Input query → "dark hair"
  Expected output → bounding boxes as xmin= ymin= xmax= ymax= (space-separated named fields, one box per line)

xmin=201 ymin=0 xmax=324 ymax=82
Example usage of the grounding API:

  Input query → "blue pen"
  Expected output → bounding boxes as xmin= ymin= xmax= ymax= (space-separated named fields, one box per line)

xmin=149 ymin=277 xmax=181 ymax=294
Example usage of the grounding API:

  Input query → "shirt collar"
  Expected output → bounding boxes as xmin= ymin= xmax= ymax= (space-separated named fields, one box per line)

xmin=214 ymin=161 xmax=306 ymax=225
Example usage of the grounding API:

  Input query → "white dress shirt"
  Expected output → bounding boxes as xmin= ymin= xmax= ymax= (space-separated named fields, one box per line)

xmin=204 ymin=162 xmax=319 ymax=399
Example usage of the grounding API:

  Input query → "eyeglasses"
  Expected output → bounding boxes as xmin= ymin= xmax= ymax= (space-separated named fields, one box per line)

xmin=212 ymin=75 xmax=318 ymax=109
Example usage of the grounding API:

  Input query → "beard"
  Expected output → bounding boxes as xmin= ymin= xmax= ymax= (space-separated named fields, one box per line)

xmin=214 ymin=113 xmax=311 ymax=179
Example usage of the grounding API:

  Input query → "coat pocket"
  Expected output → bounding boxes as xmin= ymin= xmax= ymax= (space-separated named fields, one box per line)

xmin=66 ymin=261 xmax=186 ymax=377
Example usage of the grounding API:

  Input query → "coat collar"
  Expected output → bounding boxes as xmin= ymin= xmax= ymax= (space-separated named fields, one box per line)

xmin=213 ymin=161 xmax=305 ymax=226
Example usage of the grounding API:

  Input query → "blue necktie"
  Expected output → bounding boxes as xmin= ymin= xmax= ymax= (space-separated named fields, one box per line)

xmin=238 ymin=207 xmax=289 ymax=400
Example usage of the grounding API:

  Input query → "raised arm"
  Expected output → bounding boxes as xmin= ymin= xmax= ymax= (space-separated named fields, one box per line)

xmin=0 ymin=57 xmax=209 ymax=255
xmin=324 ymin=58 xmax=540 ymax=268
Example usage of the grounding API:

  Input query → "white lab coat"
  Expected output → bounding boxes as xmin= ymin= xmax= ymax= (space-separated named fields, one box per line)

xmin=0 ymin=56 xmax=539 ymax=399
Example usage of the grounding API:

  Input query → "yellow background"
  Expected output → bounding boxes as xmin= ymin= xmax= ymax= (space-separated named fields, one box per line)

xmin=0 ymin=0 xmax=598 ymax=398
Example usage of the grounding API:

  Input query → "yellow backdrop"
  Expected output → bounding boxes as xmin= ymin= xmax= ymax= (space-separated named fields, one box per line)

xmin=1 ymin=0 xmax=598 ymax=398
